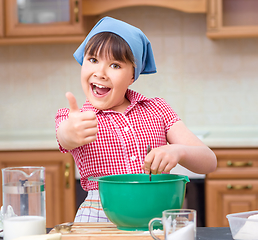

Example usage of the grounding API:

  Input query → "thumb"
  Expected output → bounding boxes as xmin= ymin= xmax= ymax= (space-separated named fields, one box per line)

xmin=66 ymin=92 xmax=80 ymax=112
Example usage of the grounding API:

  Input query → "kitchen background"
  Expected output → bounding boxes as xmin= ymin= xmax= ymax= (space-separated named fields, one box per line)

xmin=0 ymin=4 xmax=258 ymax=227
xmin=1 ymin=6 xmax=258 ymax=135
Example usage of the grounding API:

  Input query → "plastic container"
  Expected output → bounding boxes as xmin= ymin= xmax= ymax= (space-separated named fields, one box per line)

xmin=226 ymin=211 xmax=258 ymax=240
xmin=89 ymin=173 xmax=189 ymax=231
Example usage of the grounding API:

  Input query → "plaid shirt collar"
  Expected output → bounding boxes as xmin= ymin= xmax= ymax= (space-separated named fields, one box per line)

xmin=81 ymin=89 xmax=149 ymax=114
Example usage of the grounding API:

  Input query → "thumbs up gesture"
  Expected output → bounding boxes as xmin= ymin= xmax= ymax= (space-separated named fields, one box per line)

xmin=57 ymin=92 xmax=98 ymax=150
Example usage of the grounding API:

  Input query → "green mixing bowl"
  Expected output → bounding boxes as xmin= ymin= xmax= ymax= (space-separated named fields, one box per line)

xmin=89 ymin=173 xmax=189 ymax=231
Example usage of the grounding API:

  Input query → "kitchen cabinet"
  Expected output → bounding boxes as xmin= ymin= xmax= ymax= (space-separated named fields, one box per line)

xmin=0 ymin=0 xmax=3 ymax=37
xmin=0 ymin=150 xmax=76 ymax=228
xmin=82 ymin=0 xmax=207 ymax=15
xmin=207 ymin=0 xmax=258 ymax=39
xmin=205 ymin=148 xmax=258 ymax=227
xmin=0 ymin=0 xmax=87 ymax=45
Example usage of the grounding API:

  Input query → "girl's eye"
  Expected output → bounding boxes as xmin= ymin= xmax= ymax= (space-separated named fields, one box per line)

xmin=110 ymin=63 xmax=121 ymax=69
xmin=89 ymin=58 xmax=98 ymax=63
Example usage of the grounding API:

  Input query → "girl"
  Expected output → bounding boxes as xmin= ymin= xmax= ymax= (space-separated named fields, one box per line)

xmin=55 ymin=16 xmax=217 ymax=222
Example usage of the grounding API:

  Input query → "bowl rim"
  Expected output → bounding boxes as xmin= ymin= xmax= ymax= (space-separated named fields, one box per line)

xmin=226 ymin=210 xmax=258 ymax=222
xmin=90 ymin=173 xmax=189 ymax=184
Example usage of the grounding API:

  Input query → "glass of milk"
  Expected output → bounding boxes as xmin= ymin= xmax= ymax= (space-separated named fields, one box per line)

xmin=149 ymin=209 xmax=196 ymax=240
xmin=2 ymin=167 xmax=46 ymax=240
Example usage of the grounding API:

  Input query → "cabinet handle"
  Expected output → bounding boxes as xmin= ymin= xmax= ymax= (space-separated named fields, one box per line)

xmin=65 ymin=163 xmax=70 ymax=188
xmin=74 ymin=1 xmax=79 ymax=23
xmin=227 ymin=161 xmax=253 ymax=167
xmin=227 ymin=184 xmax=252 ymax=190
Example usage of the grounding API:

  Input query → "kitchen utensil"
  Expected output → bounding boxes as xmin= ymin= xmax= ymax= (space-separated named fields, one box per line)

xmin=2 ymin=166 xmax=46 ymax=240
xmin=54 ymin=222 xmax=74 ymax=233
xmin=89 ymin=173 xmax=189 ymax=231
xmin=147 ymin=145 xmax=152 ymax=181
xmin=149 ymin=209 xmax=196 ymax=240
xmin=227 ymin=211 xmax=258 ymax=240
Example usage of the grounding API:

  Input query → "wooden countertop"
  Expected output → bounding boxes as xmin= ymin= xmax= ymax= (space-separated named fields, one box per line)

xmin=48 ymin=223 xmax=234 ymax=240
xmin=0 ymin=227 xmax=234 ymax=240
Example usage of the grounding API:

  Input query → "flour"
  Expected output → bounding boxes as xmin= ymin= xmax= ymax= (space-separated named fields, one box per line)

xmin=167 ymin=222 xmax=195 ymax=240
xmin=233 ymin=214 xmax=258 ymax=240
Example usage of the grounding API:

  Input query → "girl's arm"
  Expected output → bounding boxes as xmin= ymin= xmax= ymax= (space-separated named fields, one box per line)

xmin=142 ymin=120 xmax=217 ymax=174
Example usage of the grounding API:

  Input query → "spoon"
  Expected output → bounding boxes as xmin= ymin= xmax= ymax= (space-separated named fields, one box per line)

xmin=147 ymin=144 xmax=152 ymax=181
xmin=54 ymin=222 xmax=73 ymax=233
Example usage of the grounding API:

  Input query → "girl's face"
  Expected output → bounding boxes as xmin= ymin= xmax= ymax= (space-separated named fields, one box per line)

xmin=81 ymin=52 xmax=134 ymax=112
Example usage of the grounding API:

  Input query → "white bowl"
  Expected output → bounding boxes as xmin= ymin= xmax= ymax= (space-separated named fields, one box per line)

xmin=227 ymin=211 xmax=258 ymax=240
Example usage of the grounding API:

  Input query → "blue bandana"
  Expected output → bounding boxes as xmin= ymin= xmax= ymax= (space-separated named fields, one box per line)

xmin=73 ymin=16 xmax=156 ymax=81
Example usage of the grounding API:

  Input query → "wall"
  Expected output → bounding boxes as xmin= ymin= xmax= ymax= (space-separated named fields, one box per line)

xmin=1 ymin=6 xmax=258 ymax=135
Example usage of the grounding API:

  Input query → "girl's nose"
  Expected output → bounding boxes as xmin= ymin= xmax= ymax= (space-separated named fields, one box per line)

xmin=93 ymin=65 xmax=107 ymax=80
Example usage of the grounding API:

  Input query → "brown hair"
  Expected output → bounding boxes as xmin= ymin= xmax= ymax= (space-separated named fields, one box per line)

xmin=84 ymin=32 xmax=135 ymax=67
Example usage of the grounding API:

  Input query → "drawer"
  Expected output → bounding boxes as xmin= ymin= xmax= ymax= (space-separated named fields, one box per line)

xmin=207 ymin=149 xmax=258 ymax=179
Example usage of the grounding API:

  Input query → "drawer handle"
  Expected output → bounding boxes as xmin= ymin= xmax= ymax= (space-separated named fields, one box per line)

xmin=227 ymin=184 xmax=252 ymax=190
xmin=65 ymin=163 xmax=70 ymax=188
xmin=227 ymin=161 xmax=253 ymax=167
xmin=74 ymin=1 xmax=79 ymax=22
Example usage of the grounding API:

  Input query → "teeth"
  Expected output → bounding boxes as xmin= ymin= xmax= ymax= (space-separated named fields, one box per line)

xmin=93 ymin=87 xmax=97 ymax=94
xmin=93 ymin=83 xmax=108 ymax=88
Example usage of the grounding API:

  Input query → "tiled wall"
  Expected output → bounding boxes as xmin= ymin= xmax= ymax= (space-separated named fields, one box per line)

xmin=1 ymin=6 xmax=258 ymax=134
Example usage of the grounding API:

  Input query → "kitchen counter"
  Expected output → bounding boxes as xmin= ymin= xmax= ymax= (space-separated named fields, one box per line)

xmin=46 ymin=227 xmax=232 ymax=239
xmin=0 ymin=130 xmax=58 ymax=151
xmin=0 ymin=227 xmax=234 ymax=240
xmin=0 ymin=126 xmax=257 ymax=151
xmin=191 ymin=126 xmax=258 ymax=148
xmin=197 ymin=227 xmax=233 ymax=240
xmin=1 ymin=126 xmax=255 ymax=180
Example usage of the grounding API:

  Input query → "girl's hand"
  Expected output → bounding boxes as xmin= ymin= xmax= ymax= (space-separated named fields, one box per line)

xmin=141 ymin=144 xmax=183 ymax=174
xmin=57 ymin=92 xmax=98 ymax=150
xmin=142 ymin=121 xmax=217 ymax=175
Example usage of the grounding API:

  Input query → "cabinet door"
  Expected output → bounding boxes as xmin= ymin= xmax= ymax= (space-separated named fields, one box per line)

xmin=207 ymin=0 xmax=258 ymax=38
xmin=0 ymin=0 xmax=3 ymax=37
xmin=0 ymin=151 xmax=76 ymax=228
xmin=5 ymin=0 xmax=84 ymax=37
xmin=205 ymin=179 xmax=258 ymax=227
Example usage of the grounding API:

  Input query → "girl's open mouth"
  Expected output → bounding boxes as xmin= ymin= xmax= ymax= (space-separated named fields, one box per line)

xmin=91 ymin=83 xmax=111 ymax=96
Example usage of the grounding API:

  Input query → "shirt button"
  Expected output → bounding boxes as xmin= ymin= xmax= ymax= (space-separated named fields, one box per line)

xmin=124 ymin=126 xmax=129 ymax=132
xmin=130 ymin=156 xmax=136 ymax=161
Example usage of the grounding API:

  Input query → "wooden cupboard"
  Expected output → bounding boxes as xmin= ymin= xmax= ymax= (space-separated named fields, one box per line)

xmin=0 ymin=150 xmax=76 ymax=228
xmin=207 ymin=0 xmax=258 ymax=39
xmin=205 ymin=148 xmax=258 ymax=227
xmin=6 ymin=0 xmax=84 ymax=37
xmin=0 ymin=0 xmax=87 ymax=45
xmin=81 ymin=0 xmax=207 ymax=15
xmin=0 ymin=0 xmax=3 ymax=37
xmin=2 ymin=0 xmax=258 ymax=44
xmin=0 ymin=0 xmax=206 ymax=45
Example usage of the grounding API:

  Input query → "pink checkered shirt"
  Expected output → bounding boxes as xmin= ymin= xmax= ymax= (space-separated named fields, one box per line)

xmin=55 ymin=89 xmax=180 ymax=191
